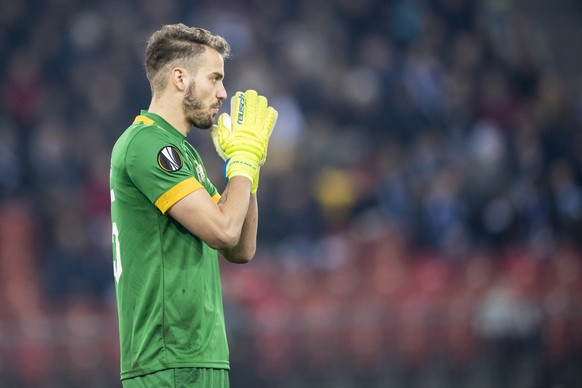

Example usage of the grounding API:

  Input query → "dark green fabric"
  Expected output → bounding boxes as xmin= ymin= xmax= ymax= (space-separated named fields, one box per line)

xmin=123 ymin=368 xmax=229 ymax=388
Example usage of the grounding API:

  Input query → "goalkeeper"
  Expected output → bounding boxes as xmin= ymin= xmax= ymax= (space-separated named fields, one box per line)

xmin=109 ymin=23 xmax=277 ymax=388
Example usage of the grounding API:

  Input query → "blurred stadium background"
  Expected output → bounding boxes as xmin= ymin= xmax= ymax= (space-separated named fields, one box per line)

xmin=2 ymin=0 xmax=582 ymax=387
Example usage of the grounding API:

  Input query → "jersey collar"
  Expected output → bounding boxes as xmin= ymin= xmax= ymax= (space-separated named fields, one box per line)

xmin=133 ymin=110 xmax=186 ymax=140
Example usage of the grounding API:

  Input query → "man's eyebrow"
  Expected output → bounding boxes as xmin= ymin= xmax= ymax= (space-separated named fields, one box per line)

xmin=210 ymin=72 xmax=224 ymax=80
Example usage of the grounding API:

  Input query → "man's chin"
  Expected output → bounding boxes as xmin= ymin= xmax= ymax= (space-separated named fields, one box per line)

xmin=188 ymin=118 xmax=213 ymax=130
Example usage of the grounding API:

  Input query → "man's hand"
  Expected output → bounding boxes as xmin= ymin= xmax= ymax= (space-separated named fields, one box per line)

xmin=211 ymin=90 xmax=278 ymax=193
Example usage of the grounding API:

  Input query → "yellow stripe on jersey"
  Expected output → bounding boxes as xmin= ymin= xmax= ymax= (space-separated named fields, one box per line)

xmin=155 ymin=177 xmax=203 ymax=214
xmin=133 ymin=115 xmax=155 ymax=125
xmin=212 ymin=193 xmax=221 ymax=204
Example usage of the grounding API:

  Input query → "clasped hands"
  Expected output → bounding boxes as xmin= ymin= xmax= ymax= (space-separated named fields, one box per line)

xmin=211 ymin=90 xmax=278 ymax=194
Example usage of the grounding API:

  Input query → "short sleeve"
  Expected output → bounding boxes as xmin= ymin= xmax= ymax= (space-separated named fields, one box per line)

xmin=126 ymin=127 xmax=203 ymax=213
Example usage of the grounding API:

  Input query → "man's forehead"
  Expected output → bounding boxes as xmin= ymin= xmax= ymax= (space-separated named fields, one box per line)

xmin=197 ymin=47 xmax=225 ymax=74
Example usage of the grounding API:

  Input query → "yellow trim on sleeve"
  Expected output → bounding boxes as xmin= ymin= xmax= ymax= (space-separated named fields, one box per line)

xmin=212 ymin=193 xmax=221 ymax=204
xmin=133 ymin=115 xmax=155 ymax=125
xmin=155 ymin=177 xmax=203 ymax=214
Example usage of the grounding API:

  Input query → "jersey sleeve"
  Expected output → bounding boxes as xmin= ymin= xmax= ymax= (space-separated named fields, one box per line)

xmin=182 ymin=141 xmax=220 ymax=203
xmin=126 ymin=127 xmax=203 ymax=214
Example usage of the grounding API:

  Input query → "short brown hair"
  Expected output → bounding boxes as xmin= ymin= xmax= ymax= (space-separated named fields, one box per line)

xmin=145 ymin=24 xmax=231 ymax=94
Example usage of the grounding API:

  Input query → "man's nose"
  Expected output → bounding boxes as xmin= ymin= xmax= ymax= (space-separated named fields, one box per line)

xmin=217 ymin=84 xmax=227 ymax=100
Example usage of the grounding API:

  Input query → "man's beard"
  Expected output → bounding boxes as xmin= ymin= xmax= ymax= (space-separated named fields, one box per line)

xmin=182 ymin=82 xmax=214 ymax=129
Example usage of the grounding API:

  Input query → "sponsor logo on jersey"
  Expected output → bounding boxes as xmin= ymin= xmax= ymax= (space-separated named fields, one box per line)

xmin=158 ymin=146 xmax=182 ymax=172
xmin=195 ymin=162 xmax=206 ymax=183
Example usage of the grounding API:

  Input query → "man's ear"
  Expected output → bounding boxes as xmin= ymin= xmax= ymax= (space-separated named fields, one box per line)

xmin=171 ymin=67 xmax=186 ymax=91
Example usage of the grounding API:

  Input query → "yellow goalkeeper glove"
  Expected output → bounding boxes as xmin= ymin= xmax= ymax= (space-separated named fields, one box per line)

xmin=211 ymin=90 xmax=277 ymax=193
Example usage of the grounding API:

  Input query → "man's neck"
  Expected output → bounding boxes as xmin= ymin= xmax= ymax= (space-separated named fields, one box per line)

xmin=148 ymin=98 xmax=190 ymax=136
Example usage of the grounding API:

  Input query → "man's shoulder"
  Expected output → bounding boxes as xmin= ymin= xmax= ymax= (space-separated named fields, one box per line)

xmin=117 ymin=121 xmax=178 ymax=151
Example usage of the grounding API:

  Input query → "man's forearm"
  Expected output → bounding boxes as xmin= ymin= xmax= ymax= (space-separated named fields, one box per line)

xmin=220 ymin=194 xmax=258 ymax=263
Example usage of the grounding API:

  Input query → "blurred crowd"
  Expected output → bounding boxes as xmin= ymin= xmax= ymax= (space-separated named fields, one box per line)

xmin=1 ymin=0 xmax=582 ymax=386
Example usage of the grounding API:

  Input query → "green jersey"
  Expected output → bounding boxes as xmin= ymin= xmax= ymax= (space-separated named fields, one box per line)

xmin=110 ymin=110 xmax=229 ymax=380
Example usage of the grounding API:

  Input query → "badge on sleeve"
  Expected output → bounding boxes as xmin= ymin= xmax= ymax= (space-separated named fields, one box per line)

xmin=158 ymin=146 xmax=182 ymax=172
